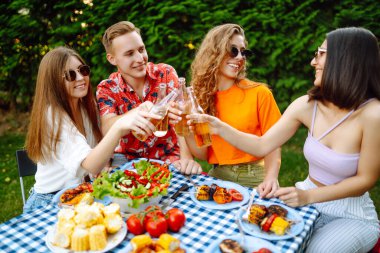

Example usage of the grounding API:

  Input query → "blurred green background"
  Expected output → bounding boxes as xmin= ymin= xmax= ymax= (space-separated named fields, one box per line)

xmin=0 ymin=0 xmax=379 ymax=222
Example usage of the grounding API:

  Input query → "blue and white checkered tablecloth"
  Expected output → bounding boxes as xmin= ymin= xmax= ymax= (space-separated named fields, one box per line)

xmin=0 ymin=167 xmax=319 ymax=253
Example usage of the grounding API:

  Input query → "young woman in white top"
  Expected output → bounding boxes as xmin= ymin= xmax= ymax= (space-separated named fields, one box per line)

xmin=189 ymin=27 xmax=380 ymax=252
xmin=24 ymin=46 xmax=160 ymax=213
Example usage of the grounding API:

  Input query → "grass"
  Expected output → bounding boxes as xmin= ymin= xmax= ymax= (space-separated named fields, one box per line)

xmin=0 ymin=128 xmax=379 ymax=223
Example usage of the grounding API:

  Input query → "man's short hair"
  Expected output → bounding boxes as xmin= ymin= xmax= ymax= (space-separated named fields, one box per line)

xmin=102 ymin=21 xmax=141 ymax=53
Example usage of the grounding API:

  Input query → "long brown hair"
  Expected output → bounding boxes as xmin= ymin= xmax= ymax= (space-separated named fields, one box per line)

xmin=25 ymin=46 xmax=102 ymax=163
xmin=191 ymin=23 xmax=249 ymax=116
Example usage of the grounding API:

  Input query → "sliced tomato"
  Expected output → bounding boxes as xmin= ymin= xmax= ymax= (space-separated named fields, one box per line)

xmin=228 ymin=189 xmax=243 ymax=201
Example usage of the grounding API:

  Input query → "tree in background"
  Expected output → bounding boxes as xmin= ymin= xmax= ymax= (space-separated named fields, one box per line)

xmin=1 ymin=0 xmax=379 ymax=111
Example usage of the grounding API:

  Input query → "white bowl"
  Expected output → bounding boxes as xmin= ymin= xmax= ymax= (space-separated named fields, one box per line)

xmin=109 ymin=195 xmax=162 ymax=214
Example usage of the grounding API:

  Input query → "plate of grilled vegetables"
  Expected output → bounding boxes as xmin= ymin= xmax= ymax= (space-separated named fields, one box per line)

xmin=237 ymin=201 xmax=305 ymax=240
xmin=205 ymin=235 xmax=280 ymax=253
xmin=190 ymin=180 xmax=249 ymax=210
xmin=52 ymin=182 xmax=111 ymax=208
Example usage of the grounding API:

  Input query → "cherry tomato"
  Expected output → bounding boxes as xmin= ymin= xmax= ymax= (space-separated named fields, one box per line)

xmin=145 ymin=215 xmax=168 ymax=238
xmin=144 ymin=205 xmax=165 ymax=227
xmin=228 ymin=189 xmax=243 ymax=201
xmin=165 ymin=208 xmax=186 ymax=232
xmin=126 ymin=214 xmax=145 ymax=235
xmin=254 ymin=248 xmax=272 ymax=253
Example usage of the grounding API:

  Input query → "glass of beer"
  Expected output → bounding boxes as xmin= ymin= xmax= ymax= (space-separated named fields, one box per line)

xmin=174 ymin=77 xmax=191 ymax=136
xmin=132 ymin=89 xmax=178 ymax=141
xmin=187 ymin=87 xmax=212 ymax=147
xmin=194 ymin=122 xmax=212 ymax=147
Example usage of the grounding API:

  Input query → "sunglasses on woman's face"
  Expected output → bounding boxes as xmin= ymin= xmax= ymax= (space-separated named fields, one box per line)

xmin=63 ymin=65 xmax=90 ymax=82
xmin=230 ymin=46 xmax=253 ymax=59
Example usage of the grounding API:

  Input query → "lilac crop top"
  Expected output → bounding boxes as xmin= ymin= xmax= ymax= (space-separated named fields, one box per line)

xmin=303 ymin=101 xmax=371 ymax=185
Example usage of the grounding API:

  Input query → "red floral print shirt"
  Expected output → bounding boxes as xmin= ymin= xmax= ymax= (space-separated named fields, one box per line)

xmin=96 ymin=62 xmax=180 ymax=163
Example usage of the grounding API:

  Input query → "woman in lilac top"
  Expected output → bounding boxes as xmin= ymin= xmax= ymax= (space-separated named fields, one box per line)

xmin=189 ymin=27 xmax=380 ymax=252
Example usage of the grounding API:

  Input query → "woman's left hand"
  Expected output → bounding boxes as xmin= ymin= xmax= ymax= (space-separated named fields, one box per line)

xmin=274 ymin=187 xmax=309 ymax=207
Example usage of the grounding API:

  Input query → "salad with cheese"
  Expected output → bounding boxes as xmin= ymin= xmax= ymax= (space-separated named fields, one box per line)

xmin=92 ymin=160 xmax=172 ymax=208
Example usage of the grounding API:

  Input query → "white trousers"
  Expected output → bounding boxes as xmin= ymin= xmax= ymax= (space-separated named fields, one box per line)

xmin=296 ymin=177 xmax=379 ymax=253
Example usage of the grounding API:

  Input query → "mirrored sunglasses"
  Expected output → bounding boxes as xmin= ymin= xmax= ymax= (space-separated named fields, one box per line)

xmin=63 ymin=65 xmax=90 ymax=82
xmin=230 ymin=46 xmax=253 ymax=59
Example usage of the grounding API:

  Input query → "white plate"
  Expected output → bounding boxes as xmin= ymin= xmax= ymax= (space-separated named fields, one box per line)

xmin=52 ymin=184 xmax=111 ymax=208
xmin=237 ymin=200 xmax=305 ymax=240
xmin=189 ymin=180 xmax=249 ymax=210
xmin=205 ymin=234 xmax=280 ymax=253
xmin=45 ymin=222 xmax=127 ymax=253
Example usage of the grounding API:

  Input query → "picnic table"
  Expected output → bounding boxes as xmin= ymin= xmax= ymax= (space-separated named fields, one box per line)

xmin=0 ymin=164 xmax=319 ymax=253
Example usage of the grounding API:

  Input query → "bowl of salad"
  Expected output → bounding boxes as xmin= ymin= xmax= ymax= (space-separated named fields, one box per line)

xmin=92 ymin=159 xmax=172 ymax=213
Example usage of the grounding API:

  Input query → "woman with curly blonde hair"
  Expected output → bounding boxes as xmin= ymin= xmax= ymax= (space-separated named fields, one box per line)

xmin=187 ymin=23 xmax=282 ymax=196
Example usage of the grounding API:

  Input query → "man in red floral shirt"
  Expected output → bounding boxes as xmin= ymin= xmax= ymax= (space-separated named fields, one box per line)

xmin=96 ymin=21 xmax=201 ymax=174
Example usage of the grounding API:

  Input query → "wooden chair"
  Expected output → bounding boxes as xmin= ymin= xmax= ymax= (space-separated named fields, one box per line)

xmin=15 ymin=150 xmax=37 ymax=206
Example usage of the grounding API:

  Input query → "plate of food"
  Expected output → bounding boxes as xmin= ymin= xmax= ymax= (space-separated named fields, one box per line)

xmin=205 ymin=235 xmax=280 ymax=253
xmin=92 ymin=159 xmax=172 ymax=213
xmin=189 ymin=180 xmax=249 ymax=210
xmin=52 ymin=182 xmax=111 ymax=208
xmin=46 ymin=202 xmax=126 ymax=252
xmin=237 ymin=200 xmax=305 ymax=240
xmin=125 ymin=234 xmax=191 ymax=253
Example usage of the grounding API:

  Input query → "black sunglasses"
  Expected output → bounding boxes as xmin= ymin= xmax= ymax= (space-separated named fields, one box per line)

xmin=63 ymin=65 xmax=91 ymax=82
xmin=230 ymin=46 xmax=253 ymax=58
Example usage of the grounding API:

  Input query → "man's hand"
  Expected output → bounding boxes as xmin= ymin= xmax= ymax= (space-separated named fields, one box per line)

xmin=172 ymin=159 xmax=203 ymax=175
xmin=167 ymin=101 xmax=182 ymax=125
xmin=116 ymin=101 xmax=161 ymax=136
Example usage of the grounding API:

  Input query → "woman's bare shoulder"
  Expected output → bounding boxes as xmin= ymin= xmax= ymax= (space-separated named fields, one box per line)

xmin=286 ymin=95 xmax=313 ymax=112
xmin=360 ymin=99 xmax=380 ymax=123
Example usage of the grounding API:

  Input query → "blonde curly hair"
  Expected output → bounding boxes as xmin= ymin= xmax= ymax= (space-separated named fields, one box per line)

xmin=190 ymin=23 xmax=248 ymax=116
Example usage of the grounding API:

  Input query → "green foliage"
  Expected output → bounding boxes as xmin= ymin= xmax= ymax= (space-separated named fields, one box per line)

xmin=0 ymin=0 xmax=379 ymax=111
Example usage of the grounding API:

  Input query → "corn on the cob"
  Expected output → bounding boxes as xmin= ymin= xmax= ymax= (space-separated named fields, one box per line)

xmin=157 ymin=233 xmax=180 ymax=251
xmin=130 ymin=234 xmax=153 ymax=252
xmin=103 ymin=203 xmax=121 ymax=216
xmin=196 ymin=185 xmax=210 ymax=200
xmin=248 ymin=204 xmax=267 ymax=225
xmin=89 ymin=225 xmax=107 ymax=250
xmin=104 ymin=213 xmax=122 ymax=234
xmin=71 ymin=227 xmax=90 ymax=251
xmin=270 ymin=216 xmax=290 ymax=235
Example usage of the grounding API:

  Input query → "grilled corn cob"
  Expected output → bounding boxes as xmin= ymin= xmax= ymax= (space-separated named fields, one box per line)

xmin=270 ymin=216 xmax=290 ymax=235
xmin=130 ymin=234 xmax=153 ymax=252
xmin=196 ymin=185 xmax=210 ymax=200
xmin=157 ymin=233 xmax=180 ymax=251
xmin=248 ymin=204 xmax=267 ymax=225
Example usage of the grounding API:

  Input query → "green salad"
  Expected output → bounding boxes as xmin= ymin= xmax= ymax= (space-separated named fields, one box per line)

xmin=92 ymin=160 xmax=172 ymax=208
